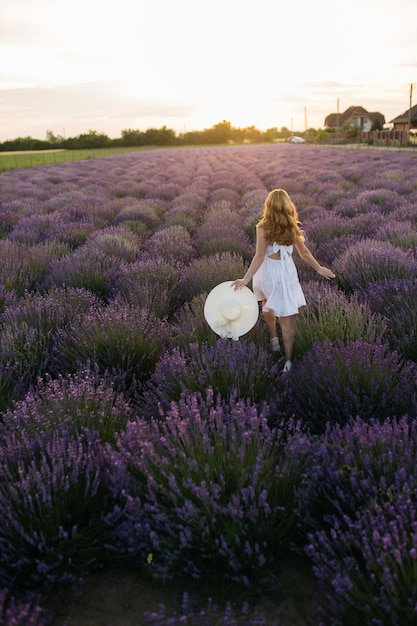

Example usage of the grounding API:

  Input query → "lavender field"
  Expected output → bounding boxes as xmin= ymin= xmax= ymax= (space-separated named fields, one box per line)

xmin=1 ymin=144 xmax=417 ymax=625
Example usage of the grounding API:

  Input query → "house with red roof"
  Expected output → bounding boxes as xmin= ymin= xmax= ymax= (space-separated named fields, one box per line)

xmin=324 ymin=106 xmax=385 ymax=131
xmin=390 ymin=104 xmax=417 ymax=132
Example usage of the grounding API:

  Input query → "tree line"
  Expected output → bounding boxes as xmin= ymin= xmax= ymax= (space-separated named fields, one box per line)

xmin=0 ymin=120 xmax=325 ymax=152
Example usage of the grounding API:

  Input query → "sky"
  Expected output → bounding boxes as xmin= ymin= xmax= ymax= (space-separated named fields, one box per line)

xmin=1 ymin=0 xmax=416 ymax=141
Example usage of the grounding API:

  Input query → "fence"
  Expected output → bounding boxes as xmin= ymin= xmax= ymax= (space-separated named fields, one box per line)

xmin=358 ymin=130 xmax=409 ymax=146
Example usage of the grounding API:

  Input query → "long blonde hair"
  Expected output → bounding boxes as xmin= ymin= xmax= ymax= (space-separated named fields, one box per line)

xmin=257 ymin=188 xmax=305 ymax=245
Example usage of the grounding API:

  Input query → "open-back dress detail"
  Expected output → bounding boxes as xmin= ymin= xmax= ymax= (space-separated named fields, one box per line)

xmin=252 ymin=242 xmax=306 ymax=317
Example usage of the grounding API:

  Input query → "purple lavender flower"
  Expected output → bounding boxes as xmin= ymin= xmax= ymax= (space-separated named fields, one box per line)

xmin=86 ymin=225 xmax=142 ymax=262
xmin=333 ymin=238 xmax=417 ymax=293
xmin=299 ymin=416 xmax=417 ymax=531
xmin=0 ymin=240 xmax=56 ymax=296
xmin=278 ymin=339 xmax=417 ymax=433
xmin=111 ymin=391 xmax=312 ymax=585
xmin=143 ymin=592 xmax=275 ymax=625
xmin=306 ymin=495 xmax=417 ymax=625
xmin=179 ymin=252 xmax=247 ymax=304
xmin=295 ymin=282 xmax=387 ymax=356
xmin=139 ymin=339 xmax=279 ymax=419
xmin=194 ymin=202 xmax=254 ymax=261
xmin=376 ymin=218 xmax=417 ymax=251
xmin=359 ymin=278 xmax=417 ymax=362
xmin=2 ymin=368 xmax=133 ymax=446
xmin=116 ymin=257 xmax=183 ymax=318
xmin=112 ymin=201 xmax=161 ymax=239
xmin=0 ymin=425 xmax=112 ymax=590
xmin=46 ymin=247 xmax=122 ymax=300
xmin=53 ymin=300 xmax=170 ymax=396
xmin=0 ymin=589 xmax=52 ymax=626
xmin=142 ymin=225 xmax=195 ymax=265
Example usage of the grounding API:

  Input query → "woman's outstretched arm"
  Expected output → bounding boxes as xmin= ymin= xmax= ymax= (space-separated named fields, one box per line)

xmin=294 ymin=241 xmax=336 ymax=279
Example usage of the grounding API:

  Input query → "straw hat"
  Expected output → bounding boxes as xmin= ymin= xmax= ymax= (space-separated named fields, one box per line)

xmin=204 ymin=281 xmax=259 ymax=340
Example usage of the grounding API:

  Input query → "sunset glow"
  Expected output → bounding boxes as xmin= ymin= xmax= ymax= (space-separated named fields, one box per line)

xmin=1 ymin=0 xmax=416 ymax=140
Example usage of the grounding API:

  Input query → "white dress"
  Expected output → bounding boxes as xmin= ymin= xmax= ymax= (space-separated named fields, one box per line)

xmin=252 ymin=243 xmax=307 ymax=317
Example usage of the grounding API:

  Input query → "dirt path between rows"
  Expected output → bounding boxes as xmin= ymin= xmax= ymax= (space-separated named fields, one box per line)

xmin=48 ymin=556 xmax=318 ymax=625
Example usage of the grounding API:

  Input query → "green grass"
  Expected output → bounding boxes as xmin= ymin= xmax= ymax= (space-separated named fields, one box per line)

xmin=0 ymin=146 xmax=158 ymax=172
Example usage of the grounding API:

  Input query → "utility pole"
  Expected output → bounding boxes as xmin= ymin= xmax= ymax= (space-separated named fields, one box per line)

xmin=336 ymin=98 xmax=340 ymax=141
xmin=408 ymin=83 xmax=415 ymax=133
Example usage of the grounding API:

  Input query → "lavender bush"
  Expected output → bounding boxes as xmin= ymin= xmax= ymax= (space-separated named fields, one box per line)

xmin=110 ymin=392 xmax=312 ymax=585
xmin=179 ymin=252 xmax=247 ymax=304
xmin=302 ymin=213 xmax=357 ymax=266
xmin=304 ymin=213 xmax=353 ymax=243
xmin=298 ymin=417 xmax=417 ymax=623
xmin=0 ymin=426 xmax=112 ymax=590
xmin=376 ymin=218 xmax=417 ymax=251
xmin=116 ymin=258 xmax=183 ymax=319
xmin=307 ymin=495 xmax=417 ymax=625
xmin=333 ymin=238 xmax=417 ymax=293
xmin=0 ymin=285 xmax=18 ymax=316
xmin=208 ymin=187 xmax=241 ymax=206
xmin=278 ymin=339 xmax=417 ymax=434
xmin=353 ymin=188 xmax=405 ymax=214
xmin=170 ymin=294 xmax=217 ymax=347
xmin=2 ymin=369 xmax=133 ymax=446
xmin=348 ymin=210 xmax=384 ymax=239
xmin=195 ymin=202 xmax=254 ymax=260
xmin=0 ymin=207 xmax=18 ymax=238
xmin=9 ymin=212 xmax=68 ymax=245
xmin=0 ymin=362 xmax=26 ymax=414
xmin=85 ymin=225 xmax=142 ymax=262
xmin=295 ymin=282 xmax=387 ymax=356
xmin=139 ymin=339 xmax=279 ymax=418
xmin=161 ymin=180 xmax=207 ymax=231
xmin=46 ymin=247 xmax=122 ymax=300
xmin=0 ymin=288 xmax=102 ymax=407
xmin=0 ymin=241 xmax=58 ymax=296
xmin=0 ymin=288 xmax=101 ymax=367
xmin=111 ymin=200 xmax=161 ymax=238
xmin=0 ymin=321 xmax=49 ymax=402
xmin=196 ymin=222 xmax=253 ymax=260
xmin=148 ymin=182 xmax=184 ymax=202
xmin=142 ymin=224 xmax=195 ymax=265
xmin=162 ymin=205 xmax=199 ymax=233
xmin=53 ymin=300 xmax=170 ymax=396
xmin=299 ymin=416 xmax=417 ymax=533
xmin=359 ymin=278 xmax=417 ymax=362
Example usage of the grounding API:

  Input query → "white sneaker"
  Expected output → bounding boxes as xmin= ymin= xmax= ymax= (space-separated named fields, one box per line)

xmin=282 ymin=359 xmax=292 ymax=373
xmin=270 ymin=337 xmax=281 ymax=352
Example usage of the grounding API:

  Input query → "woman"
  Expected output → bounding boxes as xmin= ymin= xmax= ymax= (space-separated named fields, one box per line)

xmin=232 ymin=188 xmax=335 ymax=373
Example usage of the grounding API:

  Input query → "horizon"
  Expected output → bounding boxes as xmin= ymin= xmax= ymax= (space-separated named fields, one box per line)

xmin=0 ymin=115 xmax=398 ymax=144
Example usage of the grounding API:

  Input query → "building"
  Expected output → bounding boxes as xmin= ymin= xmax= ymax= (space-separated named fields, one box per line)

xmin=390 ymin=104 xmax=417 ymax=132
xmin=324 ymin=106 xmax=385 ymax=131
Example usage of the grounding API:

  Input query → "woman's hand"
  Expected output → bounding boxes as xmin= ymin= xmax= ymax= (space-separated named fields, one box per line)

xmin=318 ymin=266 xmax=336 ymax=279
xmin=231 ymin=278 xmax=246 ymax=290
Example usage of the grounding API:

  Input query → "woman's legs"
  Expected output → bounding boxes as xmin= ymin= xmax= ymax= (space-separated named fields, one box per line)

xmin=261 ymin=301 xmax=295 ymax=366
xmin=262 ymin=303 xmax=278 ymax=338
xmin=262 ymin=304 xmax=281 ymax=351
xmin=278 ymin=315 xmax=295 ymax=361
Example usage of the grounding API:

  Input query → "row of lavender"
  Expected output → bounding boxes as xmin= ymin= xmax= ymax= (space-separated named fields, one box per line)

xmin=0 ymin=145 xmax=416 ymax=625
